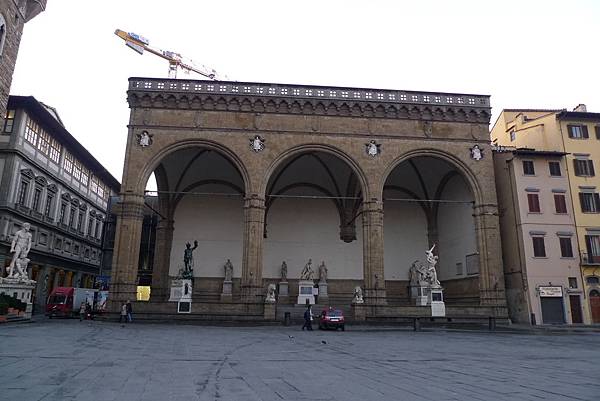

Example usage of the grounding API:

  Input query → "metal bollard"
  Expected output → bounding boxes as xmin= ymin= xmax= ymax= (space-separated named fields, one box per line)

xmin=284 ymin=312 xmax=291 ymax=326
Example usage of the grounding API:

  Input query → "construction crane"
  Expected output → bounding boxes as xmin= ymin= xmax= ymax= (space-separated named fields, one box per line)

xmin=114 ymin=29 xmax=224 ymax=80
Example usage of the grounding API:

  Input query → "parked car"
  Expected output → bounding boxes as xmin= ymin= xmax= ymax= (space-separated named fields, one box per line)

xmin=319 ymin=308 xmax=345 ymax=330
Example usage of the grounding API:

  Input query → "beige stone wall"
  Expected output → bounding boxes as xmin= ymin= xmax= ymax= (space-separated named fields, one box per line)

xmin=112 ymin=79 xmax=506 ymax=314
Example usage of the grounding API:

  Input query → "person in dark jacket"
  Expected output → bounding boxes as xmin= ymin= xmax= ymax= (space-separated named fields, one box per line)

xmin=302 ymin=306 xmax=313 ymax=331
xmin=126 ymin=300 xmax=133 ymax=322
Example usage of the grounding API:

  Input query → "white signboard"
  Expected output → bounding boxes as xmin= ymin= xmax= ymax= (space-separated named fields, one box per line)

xmin=539 ymin=286 xmax=563 ymax=297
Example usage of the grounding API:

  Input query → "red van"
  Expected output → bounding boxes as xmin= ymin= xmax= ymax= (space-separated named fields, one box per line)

xmin=46 ymin=287 xmax=96 ymax=318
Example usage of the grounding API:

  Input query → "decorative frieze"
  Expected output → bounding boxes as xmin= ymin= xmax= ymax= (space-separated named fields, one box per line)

xmin=127 ymin=78 xmax=491 ymax=124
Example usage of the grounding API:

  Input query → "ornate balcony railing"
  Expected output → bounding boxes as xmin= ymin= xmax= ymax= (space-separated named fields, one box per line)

xmin=580 ymin=251 xmax=600 ymax=265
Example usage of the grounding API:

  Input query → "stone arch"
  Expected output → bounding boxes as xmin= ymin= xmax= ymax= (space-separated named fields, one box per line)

xmin=261 ymin=143 xmax=370 ymax=201
xmin=136 ymin=139 xmax=251 ymax=197
xmin=379 ymin=148 xmax=482 ymax=205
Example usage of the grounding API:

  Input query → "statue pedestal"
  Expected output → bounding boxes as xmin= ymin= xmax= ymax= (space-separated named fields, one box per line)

xmin=297 ymin=280 xmax=315 ymax=305
xmin=221 ymin=280 xmax=233 ymax=302
xmin=318 ymin=282 xmax=328 ymax=304
xmin=169 ymin=279 xmax=192 ymax=302
xmin=0 ymin=279 xmax=36 ymax=320
xmin=429 ymin=287 xmax=445 ymax=317
xmin=278 ymin=282 xmax=289 ymax=303
xmin=410 ymin=285 xmax=429 ymax=306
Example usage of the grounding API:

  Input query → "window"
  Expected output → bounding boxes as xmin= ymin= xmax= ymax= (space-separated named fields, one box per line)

xmin=73 ymin=160 xmax=81 ymax=181
xmin=49 ymin=137 xmax=61 ymax=163
xmin=567 ymin=124 xmax=589 ymax=139
xmin=87 ymin=217 xmax=93 ymax=235
xmin=81 ymin=168 xmax=89 ymax=186
xmin=587 ymin=276 xmax=600 ymax=285
xmin=568 ymin=277 xmax=578 ymax=289
xmin=559 ymin=237 xmax=573 ymax=257
xmin=527 ymin=193 xmax=541 ymax=213
xmin=573 ymin=159 xmax=595 ymax=176
xmin=90 ymin=176 xmax=98 ymax=194
xmin=68 ymin=208 xmax=75 ymax=228
xmin=77 ymin=212 xmax=83 ymax=232
xmin=3 ymin=109 xmax=15 ymax=133
xmin=59 ymin=203 xmax=67 ymax=223
xmin=24 ymin=118 xmax=39 ymax=145
xmin=532 ymin=237 xmax=546 ymax=257
xmin=585 ymin=235 xmax=600 ymax=263
xmin=510 ymin=131 xmax=516 ymax=142
xmin=45 ymin=194 xmax=54 ymax=217
xmin=17 ymin=180 xmax=29 ymax=205
xmin=549 ymin=162 xmax=561 ymax=177
xmin=32 ymin=187 xmax=42 ymax=212
xmin=579 ymin=192 xmax=600 ymax=213
xmin=97 ymin=183 xmax=105 ymax=199
xmin=95 ymin=218 xmax=101 ymax=238
xmin=37 ymin=129 xmax=51 ymax=156
xmin=63 ymin=152 xmax=74 ymax=174
xmin=522 ymin=160 xmax=535 ymax=175
xmin=554 ymin=194 xmax=567 ymax=214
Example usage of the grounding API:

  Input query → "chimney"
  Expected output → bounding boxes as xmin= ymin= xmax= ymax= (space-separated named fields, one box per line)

xmin=573 ymin=104 xmax=587 ymax=112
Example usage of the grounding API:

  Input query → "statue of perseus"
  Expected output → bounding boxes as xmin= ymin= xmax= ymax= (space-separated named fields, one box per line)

xmin=183 ymin=240 xmax=198 ymax=276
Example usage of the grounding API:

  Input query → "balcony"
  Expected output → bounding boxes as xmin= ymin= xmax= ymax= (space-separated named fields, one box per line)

xmin=580 ymin=251 xmax=600 ymax=265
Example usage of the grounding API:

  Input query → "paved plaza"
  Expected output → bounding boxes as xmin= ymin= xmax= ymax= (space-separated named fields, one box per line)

xmin=0 ymin=320 xmax=599 ymax=401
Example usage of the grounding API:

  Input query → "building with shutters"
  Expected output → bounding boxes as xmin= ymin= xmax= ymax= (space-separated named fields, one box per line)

xmin=0 ymin=95 xmax=119 ymax=312
xmin=491 ymin=106 xmax=600 ymax=324
xmin=493 ymin=146 xmax=586 ymax=324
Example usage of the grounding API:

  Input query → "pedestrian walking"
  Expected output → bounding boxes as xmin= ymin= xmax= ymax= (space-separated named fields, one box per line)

xmin=119 ymin=302 xmax=127 ymax=323
xmin=79 ymin=302 xmax=86 ymax=321
xmin=126 ymin=300 xmax=133 ymax=323
xmin=302 ymin=305 xmax=313 ymax=331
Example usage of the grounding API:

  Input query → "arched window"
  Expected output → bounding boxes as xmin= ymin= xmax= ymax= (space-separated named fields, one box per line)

xmin=586 ymin=276 xmax=600 ymax=285
xmin=0 ymin=14 xmax=6 ymax=60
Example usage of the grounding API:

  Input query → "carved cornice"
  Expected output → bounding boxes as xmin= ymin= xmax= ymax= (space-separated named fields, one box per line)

xmin=127 ymin=78 xmax=491 ymax=124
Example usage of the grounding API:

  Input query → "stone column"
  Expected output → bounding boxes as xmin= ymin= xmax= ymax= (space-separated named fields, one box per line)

xmin=0 ymin=253 xmax=6 ymax=278
xmin=34 ymin=265 xmax=49 ymax=313
xmin=241 ymin=195 xmax=265 ymax=303
xmin=73 ymin=271 xmax=83 ymax=288
xmin=473 ymin=203 xmax=507 ymax=308
xmin=150 ymin=219 xmax=174 ymax=301
xmin=362 ymin=200 xmax=387 ymax=305
xmin=108 ymin=194 xmax=145 ymax=312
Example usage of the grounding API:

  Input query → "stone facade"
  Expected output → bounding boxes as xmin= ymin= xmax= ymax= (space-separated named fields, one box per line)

xmin=0 ymin=95 xmax=119 ymax=311
xmin=0 ymin=0 xmax=46 ymax=128
xmin=112 ymin=78 xmax=507 ymax=320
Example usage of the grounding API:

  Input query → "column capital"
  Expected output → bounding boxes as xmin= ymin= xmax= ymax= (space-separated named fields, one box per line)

xmin=244 ymin=194 xmax=266 ymax=209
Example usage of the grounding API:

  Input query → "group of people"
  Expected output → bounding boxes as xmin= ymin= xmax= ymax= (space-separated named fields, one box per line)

xmin=78 ymin=302 xmax=93 ymax=321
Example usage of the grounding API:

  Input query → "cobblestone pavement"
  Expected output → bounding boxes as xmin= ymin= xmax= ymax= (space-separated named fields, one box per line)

xmin=0 ymin=319 xmax=598 ymax=401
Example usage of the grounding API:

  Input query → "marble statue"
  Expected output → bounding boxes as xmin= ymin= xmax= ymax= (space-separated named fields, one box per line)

xmin=7 ymin=223 xmax=32 ymax=277
xmin=183 ymin=240 xmax=198 ymax=277
xmin=409 ymin=260 xmax=428 ymax=286
xmin=352 ymin=286 xmax=364 ymax=304
xmin=224 ymin=259 xmax=233 ymax=281
xmin=280 ymin=261 xmax=287 ymax=281
xmin=425 ymin=245 xmax=441 ymax=287
xmin=318 ymin=261 xmax=328 ymax=283
xmin=300 ymin=259 xmax=314 ymax=280
xmin=265 ymin=283 xmax=276 ymax=303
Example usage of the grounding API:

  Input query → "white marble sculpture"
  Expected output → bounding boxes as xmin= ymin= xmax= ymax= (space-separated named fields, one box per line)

xmin=352 ymin=286 xmax=364 ymax=304
xmin=224 ymin=259 xmax=234 ymax=282
xmin=7 ymin=223 xmax=32 ymax=277
xmin=300 ymin=259 xmax=314 ymax=280
xmin=280 ymin=261 xmax=287 ymax=281
xmin=265 ymin=283 xmax=276 ymax=303
xmin=318 ymin=261 xmax=328 ymax=283
xmin=425 ymin=245 xmax=441 ymax=288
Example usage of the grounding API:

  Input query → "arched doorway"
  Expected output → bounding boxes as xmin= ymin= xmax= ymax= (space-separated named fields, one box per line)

xmin=145 ymin=146 xmax=247 ymax=301
xmin=264 ymin=149 xmax=366 ymax=304
xmin=383 ymin=156 xmax=478 ymax=305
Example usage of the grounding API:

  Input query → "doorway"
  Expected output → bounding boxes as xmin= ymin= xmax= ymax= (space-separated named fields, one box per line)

xmin=569 ymin=295 xmax=583 ymax=324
